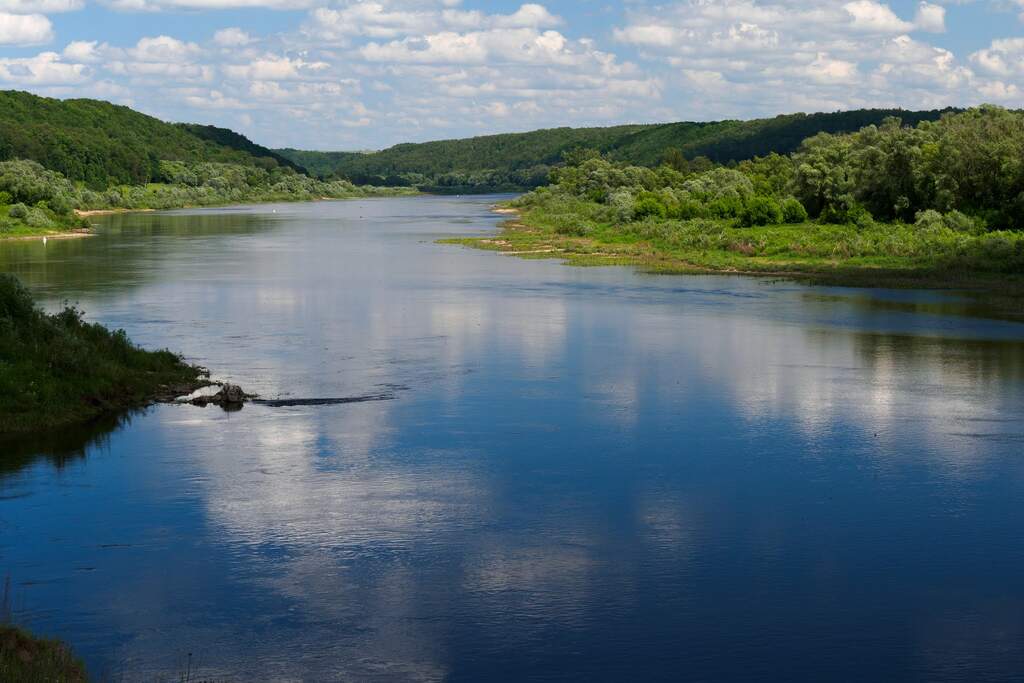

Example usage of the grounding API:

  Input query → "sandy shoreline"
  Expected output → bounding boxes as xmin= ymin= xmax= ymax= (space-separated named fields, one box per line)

xmin=1 ymin=230 xmax=95 ymax=242
xmin=74 ymin=208 xmax=156 ymax=217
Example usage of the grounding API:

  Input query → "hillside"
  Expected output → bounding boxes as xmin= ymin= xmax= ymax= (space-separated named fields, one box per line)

xmin=278 ymin=108 xmax=955 ymax=191
xmin=0 ymin=90 xmax=303 ymax=189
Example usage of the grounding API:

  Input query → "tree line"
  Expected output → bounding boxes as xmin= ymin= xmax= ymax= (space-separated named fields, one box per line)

xmin=276 ymin=108 xmax=955 ymax=192
xmin=520 ymin=106 xmax=1022 ymax=234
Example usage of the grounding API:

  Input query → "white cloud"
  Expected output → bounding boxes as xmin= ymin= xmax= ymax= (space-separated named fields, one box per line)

xmin=914 ymin=2 xmax=946 ymax=33
xmin=361 ymin=28 xmax=599 ymax=66
xmin=0 ymin=11 xmax=50 ymax=45
xmin=305 ymin=2 xmax=562 ymax=43
xmin=63 ymin=39 xmax=101 ymax=62
xmin=0 ymin=51 xmax=88 ymax=83
xmin=130 ymin=35 xmax=202 ymax=62
xmin=103 ymin=0 xmax=312 ymax=11
xmin=970 ymin=37 xmax=1024 ymax=77
xmin=213 ymin=27 xmax=254 ymax=47
xmin=223 ymin=54 xmax=330 ymax=81
xmin=806 ymin=52 xmax=858 ymax=83
xmin=844 ymin=1 xmax=914 ymax=33
xmin=0 ymin=0 xmax=82 ymax=12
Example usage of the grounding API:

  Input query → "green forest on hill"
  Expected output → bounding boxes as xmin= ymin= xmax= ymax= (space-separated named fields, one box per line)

xmin=277 ymin=108 xmax=955 ymax=192
xmin=0 ymin=91 xmax=301 ymax=189
xmin=0 ymin=90 xmax=413 ymax=237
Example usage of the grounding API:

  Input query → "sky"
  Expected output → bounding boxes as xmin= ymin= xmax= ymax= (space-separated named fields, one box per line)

xmin=0 ymin=0 xmax=1022 ymax=150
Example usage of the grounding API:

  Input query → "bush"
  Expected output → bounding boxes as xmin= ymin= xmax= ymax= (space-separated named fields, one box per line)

xmin=914 ymin=209 xmax=946 ymax=233
xmin=781 ymin=197 xmax=809 ymax=224
xmin=634 ymin=193 xmax=667 ymax=220
xmin=941 ymin=210 xmax=986 ymax=235
xmin=707 ymin=195 xmax=745 ymax=219
xmin=8 ymin=203 xmax=28 ymax=220
xmin=0 ymin=190 xmax=11 ymax=205
xmin=739 ymin=196 xmax=783 ymax=227
xmin=675 ymin=199 xmax=707 ymax=220
xmin=609 ymin=189 xmax=635 ymax=223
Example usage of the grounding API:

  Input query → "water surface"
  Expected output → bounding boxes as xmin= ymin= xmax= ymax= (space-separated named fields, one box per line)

xmin=2 ymin=197 xmax=1024 ymax=681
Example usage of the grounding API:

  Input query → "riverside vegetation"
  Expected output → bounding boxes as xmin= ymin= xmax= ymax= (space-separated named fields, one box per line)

xmin=0 ymin=158 xmax=412 ymax=238
xmin=0 ymin=275 xmax=207 ymax=434
xmin=448 ymin=106 xmax=1024 ymax=292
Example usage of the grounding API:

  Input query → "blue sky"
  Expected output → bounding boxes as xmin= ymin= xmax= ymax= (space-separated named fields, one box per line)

xmin=1 ymin=0 xmax=1022 ymax=150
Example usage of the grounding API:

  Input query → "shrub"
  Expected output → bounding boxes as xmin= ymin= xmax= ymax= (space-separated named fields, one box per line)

xmin=914 ymin=209 xmax=945 ymax=233
xmin=941 ymin=210 xmax=986 ymax=235
xmin=707 ymin=195 xmax=745 ymax=219
xmin=8 ymin=203 xmax=28 ymax=220
xmin=609 ymin=189 xmax=636 ymax=223
xmin=674 ymin=198 xmax=708 ymax=220
xmin=0 ymin=190 xmax=11 ymax=205
xmin=25 ymin=207 xmax=55 ymax=228
xmin=739 ymin=196 xmax=783 ymax=227
xmin=781 ymin=197 xmax=809 ymax=224
xmin=634 ymin=192 xmax=667 ymax=220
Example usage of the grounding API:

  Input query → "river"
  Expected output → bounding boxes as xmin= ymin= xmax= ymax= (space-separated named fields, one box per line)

xmin=2 ymin=196 xmax=1024 ymax=681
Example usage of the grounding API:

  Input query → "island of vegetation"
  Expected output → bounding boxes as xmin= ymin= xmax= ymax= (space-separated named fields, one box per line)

xmin=445 ymin=106 xmax=1024 ymax=299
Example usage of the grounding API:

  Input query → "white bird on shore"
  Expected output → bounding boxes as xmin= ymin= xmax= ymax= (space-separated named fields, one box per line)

xmin=42 ymin=236 xmax=47 ymax=245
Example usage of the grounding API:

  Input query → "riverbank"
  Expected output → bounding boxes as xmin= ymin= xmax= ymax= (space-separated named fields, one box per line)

xmin=0 ymin=275 xmax=210 ymax=434
xmin=446 ymin=204 xmax=1024 ymax=294
xmin=0 ymin=625 xmax=87 ymax=682
xmin=1 ymin=157 xmax=419 ymax=242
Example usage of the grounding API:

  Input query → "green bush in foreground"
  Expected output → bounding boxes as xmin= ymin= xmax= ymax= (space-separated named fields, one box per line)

xmin=0 ymin=275 xmax=205 ymax=433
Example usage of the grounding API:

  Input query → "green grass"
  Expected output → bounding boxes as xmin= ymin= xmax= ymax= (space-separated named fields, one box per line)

xmin=0 ymin=625 xmax=88 ymax=683
xmin=0 ymin=274 xmax=208 ymax=434
xmin=444 ymin=199 xmax=1024 ymax=314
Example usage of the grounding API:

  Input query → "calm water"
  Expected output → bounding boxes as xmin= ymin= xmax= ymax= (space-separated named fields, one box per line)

xmin=2 ymin=196 xmax=1024 ymax=681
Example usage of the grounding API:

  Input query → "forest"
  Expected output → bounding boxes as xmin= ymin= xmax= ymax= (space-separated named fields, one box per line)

xmin=277 ymin=108 xmax=954 ymax=192
xmin=0 ymin=90 xmax=301 ymax=188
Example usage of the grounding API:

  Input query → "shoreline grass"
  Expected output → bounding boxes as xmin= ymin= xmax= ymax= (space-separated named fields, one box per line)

xmin=0 ymin=625 xmax=88 ymax=683
xmin=443 ymin=206 xmax=1024 ymax=318
xmin=0 ymin=275 xmax=210 ymax=434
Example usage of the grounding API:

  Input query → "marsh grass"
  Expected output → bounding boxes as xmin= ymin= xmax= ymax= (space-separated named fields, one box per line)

xmin=0 ymin=274 xmax=207 ymax=434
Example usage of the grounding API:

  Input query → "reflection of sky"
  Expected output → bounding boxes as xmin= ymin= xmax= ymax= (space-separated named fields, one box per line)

xmin=2 ymin=197 xmax=1024 ymax=680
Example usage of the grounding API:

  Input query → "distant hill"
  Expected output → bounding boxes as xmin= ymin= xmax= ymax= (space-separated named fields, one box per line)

xmin=0 ymin=90 xmax=304 ymax=188
xmin=277 ymin=108 xmax=956 ymax=191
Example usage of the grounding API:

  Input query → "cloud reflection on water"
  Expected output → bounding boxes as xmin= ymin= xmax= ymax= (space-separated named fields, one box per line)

xmin=3 ymin=197 xmax=1024 ymax=680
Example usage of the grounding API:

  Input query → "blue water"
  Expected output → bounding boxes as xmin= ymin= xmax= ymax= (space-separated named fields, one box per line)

xmin=2 ymin=196 xmax=1024 ymax=681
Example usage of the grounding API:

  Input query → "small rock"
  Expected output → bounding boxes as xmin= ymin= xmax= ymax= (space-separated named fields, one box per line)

xmin=219 ymin=384 xmax=247 ymax=405
xmin=189 ymin=383 xmax=252 ymax=408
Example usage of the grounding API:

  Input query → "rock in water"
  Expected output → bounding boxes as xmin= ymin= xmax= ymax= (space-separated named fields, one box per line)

xmin=219 ymin=384 xmax=246 ymax=405
xmin=190 ymin=383 xmax=251 ymax=408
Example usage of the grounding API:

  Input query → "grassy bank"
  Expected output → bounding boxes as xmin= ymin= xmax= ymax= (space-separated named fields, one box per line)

xmin=0 ymin=275 xmax=208 ymax=434
xmin=0 ymin=625 xmax=87 ymax=683
xmin=445 ymin=201 xmax=1024 ymax=305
